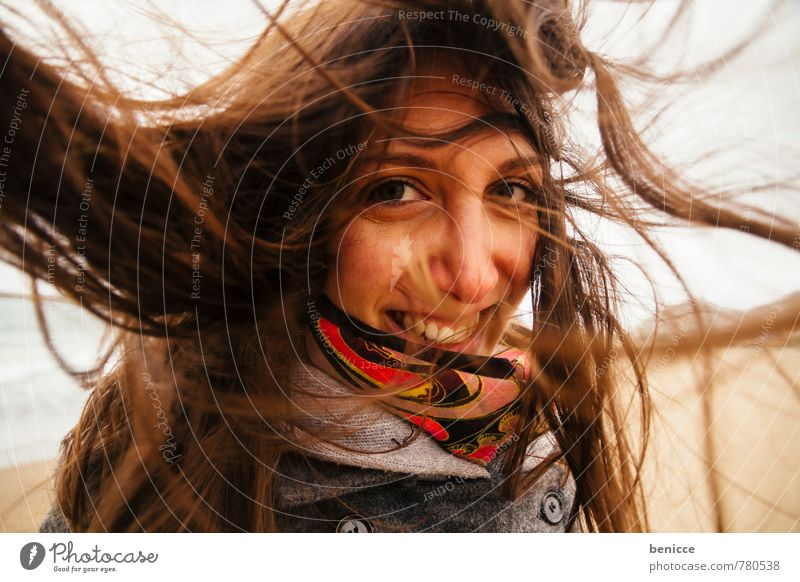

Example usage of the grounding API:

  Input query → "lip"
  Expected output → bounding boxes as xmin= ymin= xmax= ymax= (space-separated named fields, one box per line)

xmin=382 ymin=310 xmax=485 ymax=354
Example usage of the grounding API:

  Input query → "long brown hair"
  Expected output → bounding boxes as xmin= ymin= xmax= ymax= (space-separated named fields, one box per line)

xmin=0 ymin=0 xmax=796 ymax=532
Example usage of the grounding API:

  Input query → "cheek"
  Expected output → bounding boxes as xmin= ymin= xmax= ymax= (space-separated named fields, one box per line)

xmin=323 ymin=221 xmax=398 ymax=315
xmin=496 ymin=223 xmax=537 ymax=293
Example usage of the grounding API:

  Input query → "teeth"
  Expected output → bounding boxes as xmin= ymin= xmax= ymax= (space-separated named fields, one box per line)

xmin=425 ymin=321 xmax=438 ymax=341
xmin=392 ymin=311 xmax=476 ymax=345
xmin=452 ymin=328 xmax=468 ymax=342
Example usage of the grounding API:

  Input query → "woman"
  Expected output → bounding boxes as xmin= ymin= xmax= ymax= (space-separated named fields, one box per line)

xmin=1 ymin=0 xmax=796 ymax=532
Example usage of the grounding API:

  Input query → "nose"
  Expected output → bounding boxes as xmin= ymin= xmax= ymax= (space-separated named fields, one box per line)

xmin=429 ymin=196 xmax=499 ymax=305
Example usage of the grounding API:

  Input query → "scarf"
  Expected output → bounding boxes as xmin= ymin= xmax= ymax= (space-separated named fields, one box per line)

xmin=306 ymin=294 xmax=530 ymax=465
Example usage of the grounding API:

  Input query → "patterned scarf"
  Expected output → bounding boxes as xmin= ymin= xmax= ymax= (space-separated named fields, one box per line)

xmin=306 ymin=294 xmax=529 ymax=465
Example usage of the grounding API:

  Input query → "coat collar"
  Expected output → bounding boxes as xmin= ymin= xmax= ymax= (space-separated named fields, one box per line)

xmin=282 ymin=362 xmax=562 ymax=483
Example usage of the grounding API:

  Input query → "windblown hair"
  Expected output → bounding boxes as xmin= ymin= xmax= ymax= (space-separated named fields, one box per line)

xmin=0 ymin=0 xmax=796 ymax=532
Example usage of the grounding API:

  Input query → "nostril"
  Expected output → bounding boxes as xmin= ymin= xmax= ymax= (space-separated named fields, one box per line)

xmin=451 ymin=263 xmax=499 ymax=305
xmin=428 ymin=253 xmax=499 ymax=305
xmin=430 ymin=215 xmax=500 ymax=305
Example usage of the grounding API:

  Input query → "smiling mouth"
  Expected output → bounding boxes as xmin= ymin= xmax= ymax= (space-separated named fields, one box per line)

xmin=385 ymin=309 xmax=484 ymax=349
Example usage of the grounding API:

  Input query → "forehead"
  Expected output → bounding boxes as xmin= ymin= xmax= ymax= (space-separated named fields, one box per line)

xmin=394 ymin=70 xmax=511 ymax=133
xmin=366 ymin=70 xmax=541 ymax=167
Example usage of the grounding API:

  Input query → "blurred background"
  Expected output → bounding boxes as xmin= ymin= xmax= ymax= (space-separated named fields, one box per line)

xmin=1 ymin=0 xmax=798 ymax=531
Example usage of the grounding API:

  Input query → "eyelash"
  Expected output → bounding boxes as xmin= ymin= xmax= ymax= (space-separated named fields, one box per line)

xmin=365 ymin=178 xmax=427 ymax=205
xmin=490 ymin=180 xmax=538 ymax=201
xmin=362 ymin=177 xmax=539 ymax=207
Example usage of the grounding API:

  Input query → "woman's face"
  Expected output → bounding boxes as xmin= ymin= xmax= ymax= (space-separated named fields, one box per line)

xmin=322 ymin=72 xmax=540 ymax=356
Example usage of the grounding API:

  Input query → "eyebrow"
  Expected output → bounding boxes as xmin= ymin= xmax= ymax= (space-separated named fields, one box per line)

xmin=357 ymin=152 xmax=439 ymax=171
xmin=357 ymin=151 xmax=542 ymax=177
xmin=495 ymin=156 xmax=543 ymax=176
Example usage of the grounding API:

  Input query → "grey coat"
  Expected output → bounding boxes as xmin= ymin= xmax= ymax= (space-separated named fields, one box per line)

xmin=39 ymin=364 xmax=579 ymax=533
xmin=272 ymin=449 xmax=578 ymax=532
xmin=39 ymin=451 xmax=578 ymax=533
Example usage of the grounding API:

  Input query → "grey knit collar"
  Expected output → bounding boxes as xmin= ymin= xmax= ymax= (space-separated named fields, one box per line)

xmin=285 ymin=362 xmax=560 ymax=479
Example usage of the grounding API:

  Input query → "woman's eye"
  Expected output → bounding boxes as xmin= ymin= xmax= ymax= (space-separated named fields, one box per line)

xmin=367 ymin=180 xmax=423 ymax=204
xmin=490 ymin=181 xmax=532 ymax=203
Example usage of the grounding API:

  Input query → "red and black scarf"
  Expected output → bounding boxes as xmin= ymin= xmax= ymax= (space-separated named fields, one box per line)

xmin=306 ymin=294 xmax=529 ymax=465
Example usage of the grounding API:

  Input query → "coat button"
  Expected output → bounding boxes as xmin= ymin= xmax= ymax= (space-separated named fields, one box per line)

xmin=336 ymin=515 xmax=373 ymax=533
xmin=540 ymin=491 xmax=565 ymax=525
